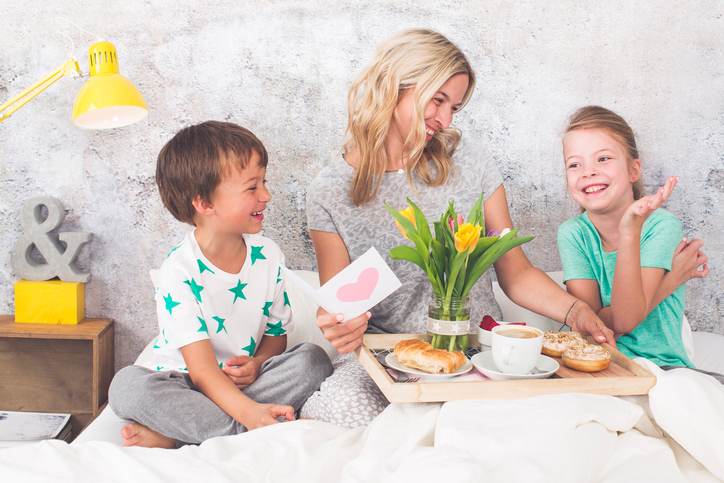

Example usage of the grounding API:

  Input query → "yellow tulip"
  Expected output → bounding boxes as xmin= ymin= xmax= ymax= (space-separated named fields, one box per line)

xmin=454 ymin=223 xmax=481 ymax=253
xmin=395 ymin=206 xmax=416 ymax=239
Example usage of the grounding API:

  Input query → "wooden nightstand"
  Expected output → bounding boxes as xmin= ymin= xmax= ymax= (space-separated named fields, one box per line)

xmin=0 ymin=316 xmax=114 ymax=439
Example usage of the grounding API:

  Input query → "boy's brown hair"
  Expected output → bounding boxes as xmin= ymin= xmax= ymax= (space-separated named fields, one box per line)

xmin=156 ymin=121 xmax=268 ymax=225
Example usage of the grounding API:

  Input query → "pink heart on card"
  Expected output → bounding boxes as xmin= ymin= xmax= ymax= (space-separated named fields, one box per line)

xmin=336 ymin=267 xmax=379 ymax=302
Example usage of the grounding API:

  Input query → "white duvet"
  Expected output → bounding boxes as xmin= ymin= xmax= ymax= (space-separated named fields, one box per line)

xmin=1 ymin=359 xmax=722 ymax=483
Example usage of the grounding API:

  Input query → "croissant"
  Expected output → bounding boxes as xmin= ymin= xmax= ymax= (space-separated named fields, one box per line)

xmin=393 ymin=339 xmax=467 ymax=374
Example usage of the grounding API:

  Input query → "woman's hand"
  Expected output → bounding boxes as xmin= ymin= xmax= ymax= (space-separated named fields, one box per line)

xmin=317 ymin=310 xmax=371 ymax=354
xmin=670 ymin=238 xmax=709 ymax=285
xmin=619 ymin=176 xmax=677 ymax=234
xmin=568 ymin=301 xmax=616 ymax=346
xmin=240 ymin=402 xmax=295 ymax=430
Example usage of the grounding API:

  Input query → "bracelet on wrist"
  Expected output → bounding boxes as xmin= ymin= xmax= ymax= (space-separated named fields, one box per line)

xmin=563 ymin=300 xmax=578 ymax=327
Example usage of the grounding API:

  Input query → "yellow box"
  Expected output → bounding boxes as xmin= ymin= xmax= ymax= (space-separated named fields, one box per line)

xmin=14 ymin=280 xmax=85 ymax=324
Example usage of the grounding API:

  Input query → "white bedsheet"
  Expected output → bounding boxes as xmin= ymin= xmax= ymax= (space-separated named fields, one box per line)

xmin=1 ymin=363 xmax=722 ymax=483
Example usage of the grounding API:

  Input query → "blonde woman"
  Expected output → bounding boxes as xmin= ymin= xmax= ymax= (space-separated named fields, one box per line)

xmin=301 ymin=29 xmax=614 ymax=427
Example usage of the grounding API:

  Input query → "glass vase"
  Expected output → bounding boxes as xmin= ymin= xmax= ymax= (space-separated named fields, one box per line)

xmin=426 ymin=294 xmax=470 ymax=351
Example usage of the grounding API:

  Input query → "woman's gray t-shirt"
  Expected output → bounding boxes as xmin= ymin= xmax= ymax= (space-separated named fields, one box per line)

xmin=306 ymin=149 xmax=504 ymax=334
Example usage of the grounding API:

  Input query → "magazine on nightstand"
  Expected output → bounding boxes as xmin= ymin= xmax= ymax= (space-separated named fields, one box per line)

xmin=0 ymin=411 xmax=72 ymax=447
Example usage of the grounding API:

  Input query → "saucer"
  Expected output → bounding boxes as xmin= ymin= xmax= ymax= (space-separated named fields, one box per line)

xmin=470 ymin=351 xmax=559 ymax=380
xmin=385 ymin=353 xmax=473 ymax=380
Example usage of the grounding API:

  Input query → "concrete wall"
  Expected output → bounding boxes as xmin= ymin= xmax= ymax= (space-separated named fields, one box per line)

xmin=1 ymin=1 xmax=722 ymax=369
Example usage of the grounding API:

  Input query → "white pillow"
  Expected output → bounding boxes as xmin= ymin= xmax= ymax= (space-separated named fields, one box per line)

xmin=491 ymin=272 xmax=562 ymax=332
xmin=691 ymin=331 xmax=724 ymax=374
xmin=680 ymin=313 xmax=695 ymax=363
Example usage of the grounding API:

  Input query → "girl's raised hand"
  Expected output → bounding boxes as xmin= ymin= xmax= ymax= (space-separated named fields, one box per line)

xmin=620 ymin=176 xmax=678 ymax=233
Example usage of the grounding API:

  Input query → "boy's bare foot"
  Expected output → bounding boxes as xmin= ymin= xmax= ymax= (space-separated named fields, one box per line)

xmin=121 ymin=423 xmax=176 ymax=449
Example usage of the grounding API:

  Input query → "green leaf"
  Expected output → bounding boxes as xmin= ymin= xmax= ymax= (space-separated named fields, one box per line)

xmin=389 ymin=245 xmax=424 ymax=267
xmin=453 ymin=255 xmax=467 ymax=297
xmin=461 ymin=229 xmax=534 ymax=298
xmin=390 ymin=245 xmax=443 ymax=295
xmin=385 ymin=203 xmax=430 ymax=265
xmin=470 ymin=236 xmax=499 ymax=256
xmin=437 ymin=203 xmax=455 ymax=245
xmin=424 ymin=265 xmax=444 ymax=296
xmin=445 ymin=251 xmax=467 ymax=302
xmin=384 ymin=203 xmax=417 ymax=238
xmin=441 ymin=199 xmax=456 ymax=230
xmin=433 ymin=221 xmax=445 ymax=244
xmin=430 ymin=238 xmax=446 ymax=289
xmin=406 ymin=198 xmax=432 ymax=248
xmin=467 ymin=235 xmax=499 ymax=267
xmin=466 ymin=192 xmax=484 ymax=226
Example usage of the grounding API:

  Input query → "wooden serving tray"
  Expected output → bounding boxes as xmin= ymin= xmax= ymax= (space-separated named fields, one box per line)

xmin=357 ymin=333 xmax=656 ymax=403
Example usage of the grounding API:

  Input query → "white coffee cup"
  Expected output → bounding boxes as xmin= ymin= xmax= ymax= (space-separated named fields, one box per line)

xmin=491 ymin=325 xmax=543 ymax=374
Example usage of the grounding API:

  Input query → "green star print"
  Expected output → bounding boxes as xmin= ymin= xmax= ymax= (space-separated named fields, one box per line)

xmin=283 ymin=291 xmax=290 ymax=307
xmin=241 ymin=336 xmax=257 ymax=356
xmin=183 ymin=278 xmax=204 ymax=303
xmin=265 ymin=321 xmax=286 ymax=336
xmin=262 ymin=301 xmax=273 ymax=317
xmin=163 ymin=293 xmax=180 ymax=316
xmin=276 ymin=266 xmax=282 ymax=283
xmin=250 ymin=245 xmax=266 ymax=265
xmin=197 ymin=259 xmax=215 ymax=275
xmin=166 ymin=244 xmax=182 ymax=258
xmin=212 ymin=315 xmax=227 ymax=334
xmin=229 ymin=280 xmax=247 ymax=303
xmin=197 ymin=316 xmax=209 ymax=334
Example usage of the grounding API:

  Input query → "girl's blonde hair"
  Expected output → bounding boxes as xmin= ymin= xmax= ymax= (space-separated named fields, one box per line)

xmin=565 ymin=105 xmax=644 ymax=200
xmin=345 ymin=28 xmax=476 ymax=205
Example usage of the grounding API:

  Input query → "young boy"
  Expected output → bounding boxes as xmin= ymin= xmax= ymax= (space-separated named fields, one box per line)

xmin=109 ymin=121 xmax=333 ymax=448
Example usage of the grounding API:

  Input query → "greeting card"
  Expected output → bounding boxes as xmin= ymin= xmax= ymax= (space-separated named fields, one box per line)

xmin=283 ymin=247 xmax=401 ymax=321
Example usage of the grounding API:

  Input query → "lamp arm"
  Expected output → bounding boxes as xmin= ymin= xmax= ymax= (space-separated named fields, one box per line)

xmin=0 ymin=59 xmax=81 ymax=123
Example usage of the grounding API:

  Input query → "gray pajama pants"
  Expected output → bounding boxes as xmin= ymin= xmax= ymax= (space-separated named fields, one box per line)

xmin=108 ymin=343 xmax=332 ymax=444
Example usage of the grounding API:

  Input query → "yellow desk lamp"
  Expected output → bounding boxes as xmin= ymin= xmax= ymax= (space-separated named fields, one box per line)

xmin=0 ymin=40 xmax=147 ymax=129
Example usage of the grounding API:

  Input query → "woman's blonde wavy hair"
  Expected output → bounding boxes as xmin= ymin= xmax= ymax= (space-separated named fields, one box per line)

xmin=345 ymin=28 xmax=476 ymax=206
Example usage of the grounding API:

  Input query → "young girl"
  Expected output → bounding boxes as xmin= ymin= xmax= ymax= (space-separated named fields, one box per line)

xmin=558 ymin=106 xmax=709 ymax=368
xmin=301 ymin=30 xmax=614 ymax=428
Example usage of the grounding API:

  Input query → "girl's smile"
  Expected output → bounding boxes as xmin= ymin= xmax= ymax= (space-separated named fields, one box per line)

xmin=581 ymin=183 xmax=609 ymax=194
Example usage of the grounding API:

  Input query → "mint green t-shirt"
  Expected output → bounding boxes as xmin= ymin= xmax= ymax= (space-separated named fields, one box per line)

xmin=557 ymin=209 xmax=693 ymax=368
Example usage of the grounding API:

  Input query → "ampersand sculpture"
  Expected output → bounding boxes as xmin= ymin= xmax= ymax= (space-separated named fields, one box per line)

xmin=11 ymin=196 xmax=93 ymax=282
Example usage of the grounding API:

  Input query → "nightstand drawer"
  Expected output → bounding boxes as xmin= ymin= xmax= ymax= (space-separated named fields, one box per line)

xmin=0 ymin=316 xmax=114 ymax=439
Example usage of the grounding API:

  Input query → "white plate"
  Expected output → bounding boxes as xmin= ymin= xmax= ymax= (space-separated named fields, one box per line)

xmin=471 ymin=351 xmax=559 ymax=380
xmin=385 ymin=353 xmax=473 ymax=380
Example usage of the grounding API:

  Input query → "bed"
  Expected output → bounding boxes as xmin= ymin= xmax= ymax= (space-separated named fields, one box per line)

xmin=2 ymin=271 xmax=723 ymax=482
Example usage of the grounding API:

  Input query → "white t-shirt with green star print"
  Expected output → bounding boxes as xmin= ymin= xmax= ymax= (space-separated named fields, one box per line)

xmin=138 ymin=230 xmax=293 ymax=373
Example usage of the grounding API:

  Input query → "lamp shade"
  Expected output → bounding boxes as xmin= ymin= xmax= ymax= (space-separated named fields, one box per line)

xmin=72 ymin=41 xmax=147 ymax=129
